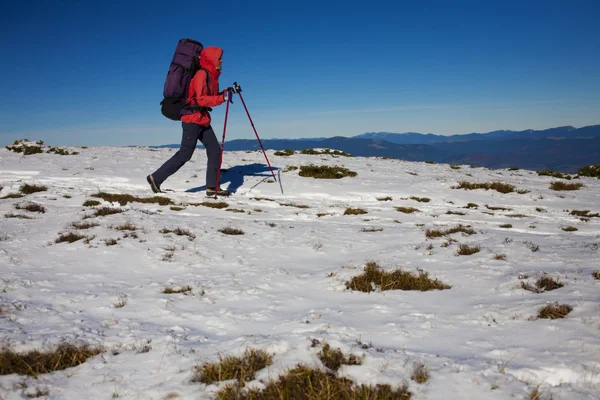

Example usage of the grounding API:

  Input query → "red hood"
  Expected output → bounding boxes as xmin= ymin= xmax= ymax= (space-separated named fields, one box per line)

xmin=200 ymin=46 xmax=223 ymax=80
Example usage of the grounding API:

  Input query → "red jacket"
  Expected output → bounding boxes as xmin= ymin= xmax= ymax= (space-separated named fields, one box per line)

xmin=181 ymin=46 xmax=226 ymax=126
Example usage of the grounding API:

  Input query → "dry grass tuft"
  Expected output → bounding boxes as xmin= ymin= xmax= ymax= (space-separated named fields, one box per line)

xmin=549 ymin=181 xmax=584 ymax=191
xmin=493 ymin=254 xmax=507 ymax=260
xmin=446 ymin=210 xmax=466 ymax=215
xmin=376 ymin=196 xmax=393 ymax=201
xmin=465 ymin=203 xmax=479 ymax=209
xmin=190 ymin=201 xmax=228 ymax=209
xmin=170 ymin=206 xmax=185 ymax=211
xmin=521 ymin=276 xmax=563 ymax=293
xmin=300 ymin=148 xmax=352 ymax=157
xmin=486 ymin=205 xmax=512 ymax=211
xmin=193 ymin=348 xmax=273 ymax=385
xmin=299 ymin=165 xmax=357 ymax=179
xmin=19 ymin=184 xmax=48 ymax=194
xmin=219 ymin=227 xmax=245 ymax=235
xmin=163 ymin=286 xmax=192 ymax=294
xmin=499 ymin=224 xmax=513 ymax=228
xmin=71 ymin=221 xmax=99 ymax=230
xmin=160 ymin=227 xmax=196 ymax=240
xmin=15 ymin=203 xmax=46 ymax=213
xmin=83 ymin=200 xmax=101 ymax=207
xmin=317 ymin=343 xmax=362 ymax=371
xmin=411 ymin=362 xmax=429 ymax=383
xmin=395 ymin=206 xmax=419 ymax=214
xmin=344 ymin=208 xmax=367 ymax=215
xmin=425 ymin=224 xmax=475 ymax=238
xmin=55 ymin=232 xmax=89 ymax=244
xmin=452 ymin=181 xmax=516 ymax=194
xmin=1 ymin=193 xmax=26 ymax=199
xmin=5 ymin=213 xmax=35 ymax=219
xmin=537 ymin=303 xmax=572 ymax=319
xmin=104 ymin=238 xmax=118 ymax=246
xmin=0 ymin=343 xmax=102 ymax=376
xmin=215 ymin=364 xmax=411 ymax=400
xmin=227 ymin=208 xmax=246 ymax=213
xmin=570 ymin=210 xmax=599 ymax=217
xmin=561 ymin=226 xmax=578 ymax=232
xmin=410 ymin=196 xmax=430 ymax=203
xmin=112 ymin=223 xmax=137 ymax=231
xmin=279 ymin=202 xmax=310 ymax=209
xmin=457 ymin=244 xmax=481 ymax=255
xmin=90 ymin=207 xmax=124 ymax=218
xmin=92 ymin=192 xmax=174 ymax=206
xmin=274 ymin=149 xmax=295 ymax=156
xmin=591 ymin=271 xmax=600 ymax=280
xmin=537 ymin=169 xmax=572 ymax=179
xmin=283 ymin=165 xmax=298 ymax=172
xmin=346 ymin=262 xmax=451 ymax=292
xmin=577 ymin=164 xmax=600 ymax=178
xmin=361 ymin=227 xmax=384 ymax=232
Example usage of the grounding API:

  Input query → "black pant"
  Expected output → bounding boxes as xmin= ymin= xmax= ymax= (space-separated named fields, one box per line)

xmin=152 ymin=123 xmax=221 ymax=188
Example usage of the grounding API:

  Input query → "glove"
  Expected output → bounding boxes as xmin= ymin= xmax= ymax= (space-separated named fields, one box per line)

xmin=231 ymin=82 xmax=242 ymax=93
xmin=222 ymin=89 xmax=233 ymax=104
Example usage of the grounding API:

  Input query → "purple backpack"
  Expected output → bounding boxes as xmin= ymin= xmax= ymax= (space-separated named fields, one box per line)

xmin=160 ymin=38 xmax=209 ymax=121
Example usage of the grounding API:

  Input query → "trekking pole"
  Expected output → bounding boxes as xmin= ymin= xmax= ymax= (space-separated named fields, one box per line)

xmin=237 ymin=91 xmax=277 ymax=182
xmin=214 ymin=95 xmax=231 ymax=199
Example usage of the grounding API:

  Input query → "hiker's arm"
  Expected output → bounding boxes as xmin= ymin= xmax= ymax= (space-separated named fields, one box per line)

xmin=192 ymin=73 xmax=226 ymax=107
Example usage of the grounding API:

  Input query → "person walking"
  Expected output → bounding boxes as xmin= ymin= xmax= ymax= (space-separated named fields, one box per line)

xmin=147 ymin=46 xmax=231 ymax=196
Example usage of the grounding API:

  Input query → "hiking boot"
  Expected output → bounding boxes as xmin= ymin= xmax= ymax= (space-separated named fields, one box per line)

xmin=146 ymin=175 xmax=163 ymax=193
xmin=206 ymin=187 xmax=230 ymax=197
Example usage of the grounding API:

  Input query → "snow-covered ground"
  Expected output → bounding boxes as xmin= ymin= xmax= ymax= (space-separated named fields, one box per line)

xmin=0 ymin=144 xmax=599 ymax=399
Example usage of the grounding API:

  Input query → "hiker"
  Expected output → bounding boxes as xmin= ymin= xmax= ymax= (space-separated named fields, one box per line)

xmin=147 ymin=46 xmax=234 ymax=196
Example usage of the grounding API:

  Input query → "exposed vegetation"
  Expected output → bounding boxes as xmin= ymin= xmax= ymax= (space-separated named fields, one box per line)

xmin=346 ymin=262 xmax=451 ymax=292
xmin=499 ymin=224 xmax=513 ymax=228
xmin=395 ymin=206 xmax=419 ymax=214
xmin=300 ymin=148 xmax=352 ymax=157
xmin=446 ymin=211 xmax=466 ymax=215
xmin=537 ymin=303 xmax=572 ymax=319
xmin=537 ymin=169 xmax=573 ymax=180
xmin=283 ymin=165 xmax=298 ymax=172
xmin=465 ymin=203 xmax=479 ymax=209
xmin=219 ymin=227 xmax=245 ymax=235
xmin=344 ymin=207 xmax=367 ymax=215
xmin=486 ymin=205 xmax=512 ymax=211
xmin=425 ymin=224 xmax=475 ymax=238
xmin=163 ymin=286 xmax=192 ymax=295
xmin=92 ymin=192 xmax=174 ymax=206
xmin=376 ymin=196 xmax=393 ymax=201
xmin=299 ymin=165 xmax=357 ymax=179
xmin=521 ymin=276 xmax=563 ymax=293
xmin=549 ymin=181 xmax=584 ymax=191
xmin=20 ymin=184 xmax=48 ymax=195
xmin=452 ymin=181 xmax=516 ymax=194
xmin=4 ymin=213 xmax=34 ymax=219
xmin=71 ymin=221 xmax=99 ymax=230
xmin=0 ymin=343 xmax=102 ymax=376
xmin=561 ymin=226 xmax=578 ymax=232
xmin=592 ymin=271 xmax=600 ymax=280
xmin=55 ymin=232 xmax=89 ymax=244
xmin=15 ymin=202 xmax=46 ymax=213
xmin=274 ymin=149 xmax=295 ymax=156
xmin=577 ymin=164 xmax=600 ymax=178
xmin=89 ymin=207 xmax=124 ymax=218
xmin=456 ymin=244 xmax=481 ymax=255
xmin=411 ymin=362 xmax=429 ymax=384
xmin=410 ymin=196 xmax=430 ymax=203
xmin=361 ymin=227 xmax=384 ymax=232
xmin=193 ymin=348 xmax=273 ymax=385
xmin=83 ymin=200 xmax=101 ymax=207
xmin=569 ymin=210 xmax=599 ymax=218
xmin=159 ymin=227 xmax=196 ymax=240
xmin=317 ymin=343 xmax=362 ymax=371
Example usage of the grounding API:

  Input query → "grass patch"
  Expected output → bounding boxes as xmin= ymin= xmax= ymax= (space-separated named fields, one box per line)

xmin=535 ymin=207 xmax=547 ymax=213
xmin=346 ymin=262 xmax=451 ymax=292
xmin=452 ymin=181 xmax=516 ymax=194
xmin=19 ymin=184 xmax=48 ymax=194
xmin=457 ymin=244 xmax=480 ymax=255
xmin=227 ymin=208 xmax=246 ymax=213
xmin=411 ymin=362 xmax=429 ymax=383
xmin=170 ymin=206 xmax=185 ymax=211
xmin=4 ymin=213 xmax=34 ymax=219
xmin=376 ymin=196 xmax=392 ymax=201
xmin=537 ymin=169 xmax=572 ymax=179
xmin=592 ymin=271 xmax=600 ymax=280
xmin=562 ymin=226 xmax=578 ymax=232
xmin=83 ymin=200 xmax=101 ymax=207
xmin=493 ymin=254 xmax=507 ymax=260
xmin=506 ymin=213 xmax=528 ymax=218
xmin=283 ymin=165 xmax=298 ymax=172
xmin=486 ymin=205 xmax=512 ymax=211
xmin=15 ymin=203 xmax=46 ymax=213
xmin=47 ymin=146 xmax=78 ymax=155
xmin=112 ymin=223 xmax=137 ymax=231
xmin=344 ymin=208 xmax=367 ymax=215
xmin=163 ymin=286 xmax=192 ymax=294
xmin=410 ymin=196 xmax=430 ymax=203
xmin=537 ymin=303 xmax=572 ymax=319
xmin=193 ymin=348 xmax=273 ymax=385
xmin=570 ymin=210 xmax=599 ymax=217
xmin=0 ymin=343 xmax=102 ymax=376
xmin=361 ymin=227 xmax=383 ymax=232
xmin=0 ymin=193 xmax=26 ymax=199
xmin=190 ymin=201 xmax=228 ymax=209
xmin=300 ymin=148 xmax=352 ymax=157
xmin=317 ymin=343 xmax=362 ymax=372
xmin=219 ymin=227 xmax=245 ymax=235
xmin=549 ymin=181 xmax=584 ymax=191
xmin=425 ymin=224 xmax=475 ymax=238
xmin=91 ymin=192 xmax=174 ymax=206
xmin=446 ymin=210 xmax=466 ymax=215
xmin=71 ymin=221 xmax=99 ymax=229
xmin=159 ymin=227 xmax=196 ymax=240
xmin=577 ymin=164 xmax=600 ymax=178
xmin=450 ymin=164 xmax=461 ymax=170
xmin=104 ymin=238 xmax=118 ymax=246
xmin=279 ymin=202 xmax=310 ymax=209
xmin=299 ymin=165 xmax=357 ymax=179
xmin=55 ymin=232 xmax=88 ymax=243
xmin=91 ymin=207 xmax=124 ymax=217
xmin=215 ymin=364 xmax=411 ymax=400
xmin=274 ymin=149 xmax=295 ymax=156
xmin=521 ymin=276 xmax=563 ymax=293
xmin=395 ymin=206 xmax=419 ymax=214
xmin=499 ymin=224 xmax=513 ymax=228
xmin=465 ymin=203 xmax=479 ymax=209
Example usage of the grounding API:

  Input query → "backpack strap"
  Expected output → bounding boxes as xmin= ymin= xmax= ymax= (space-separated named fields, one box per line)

xmin=186 ymin=68 xmax=213 ymax=113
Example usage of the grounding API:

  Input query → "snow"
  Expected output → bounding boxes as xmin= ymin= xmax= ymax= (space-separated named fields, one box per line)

xmin=0 ymin=144 xmax=599 ymax=399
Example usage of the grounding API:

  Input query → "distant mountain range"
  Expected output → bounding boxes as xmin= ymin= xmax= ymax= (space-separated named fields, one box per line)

xmin=150 ymin=124 xmax=600 ymax=173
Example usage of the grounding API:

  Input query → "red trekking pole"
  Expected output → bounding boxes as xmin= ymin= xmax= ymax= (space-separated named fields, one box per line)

xmin=236 ymin=88 xmax=277 ymax=182
xmin=214 ymin=93 xmax=231 ymax=198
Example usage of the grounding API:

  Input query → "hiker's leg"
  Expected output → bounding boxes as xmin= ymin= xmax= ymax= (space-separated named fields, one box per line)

xmin=199 ymin=125 xmax=220 ymax=188
xmin=152 ymin=123 xmax=201 ymax=185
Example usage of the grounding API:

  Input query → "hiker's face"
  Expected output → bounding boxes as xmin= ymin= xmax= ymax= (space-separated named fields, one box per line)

xmin=216 ymin=56 xmax=223 ymax=71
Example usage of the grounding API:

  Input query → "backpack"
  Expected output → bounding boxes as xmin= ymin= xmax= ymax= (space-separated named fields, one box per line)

xmin=160 ymin=38 xmax=209 ymax=121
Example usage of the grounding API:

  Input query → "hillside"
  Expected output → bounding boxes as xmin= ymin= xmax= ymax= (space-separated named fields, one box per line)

xmin=1 ymin=143 xmax=599 ymax=399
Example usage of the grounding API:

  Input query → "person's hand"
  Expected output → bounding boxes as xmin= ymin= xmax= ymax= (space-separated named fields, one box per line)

xmin=222 ymin=89 xmax=233 ymax=103
xmin=231 ymin=82 xmax=242 ymax=93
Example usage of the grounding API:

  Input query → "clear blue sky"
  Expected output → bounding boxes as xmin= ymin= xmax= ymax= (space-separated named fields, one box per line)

xmin=1 ymin=0 xmax=599 ymax=146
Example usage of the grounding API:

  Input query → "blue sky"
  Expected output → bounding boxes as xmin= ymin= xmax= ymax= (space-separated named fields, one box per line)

xmin=1 ymin=0 xmax=599 ymax=146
